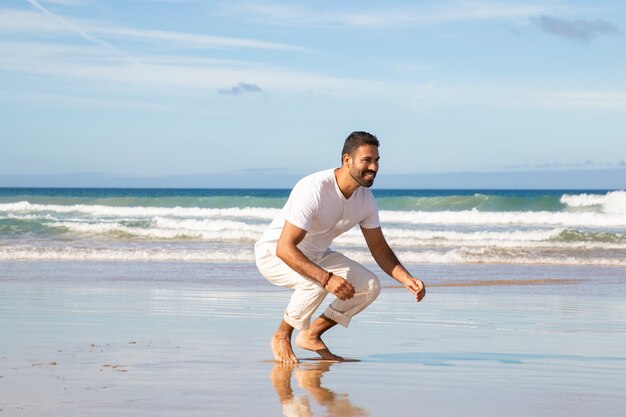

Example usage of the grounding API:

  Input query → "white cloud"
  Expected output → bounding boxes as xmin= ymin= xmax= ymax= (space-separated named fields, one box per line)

xmin=23 ymin=0 xmax=140 ymax=65
xmin=2 ymin=3 xmax=624 ymax=112
xmin=0 ymin=39 xmax=392 ymax=93
xmin=3 ymin=37 xmax=625 ymax=112
xmin=90 ymin=26 xmax=310 ymax=52
xmin=0 ymin=9 xmax=67 ymax=32
xmin=6 ymin=91 xmax=181 ymax=112
xmin=0 ymin=8 xmax=309 ymax=52
xmin=514 ymin=90 xmax=626 ymax=110
xmin=40 ymin=0 xmax=90 ymax=6
xmin=222 ymin=1 xmax=561 ymax=28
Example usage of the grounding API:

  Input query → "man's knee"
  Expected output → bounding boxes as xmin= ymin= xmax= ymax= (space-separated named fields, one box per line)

xmin=354 ymin=268 xmax=381 ymax=301
xmin=348 ymin=265 xmax=381 ymax=298
xmin=368 ymin=275 xmax=381 ymax=300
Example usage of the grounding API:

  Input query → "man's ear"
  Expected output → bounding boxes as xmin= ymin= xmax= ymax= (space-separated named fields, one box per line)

xmin=342 ymin=153 xmax=351 ymax=167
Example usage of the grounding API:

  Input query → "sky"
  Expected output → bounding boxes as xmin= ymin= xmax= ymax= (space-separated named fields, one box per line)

xmin=1 ymin=0 xmax=625 ymax=188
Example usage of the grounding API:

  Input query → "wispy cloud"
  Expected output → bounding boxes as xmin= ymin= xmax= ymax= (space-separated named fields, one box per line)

xmin=513 ymin=89 xmax=626 ymax=110
xmin=0 ymin=9 xmax=63 ymax=32
xmin=218 ymin=82 xmax=264 ymax=96
xmin=0 ymin=39 xmax=413 ymax=97
xmin=3 ymin=37 xmax=625 ymax=113
xmin=38 ymin=0 xmax=90 ymax=6
xmin=0 ymin=8 xmax=309 ymax=52
xmin=23 ymin=0 xmax=141 ymax=65
xmin=6 ymin=91 xmax=181 ymax=112
xmin=500 ymin=160 xmax=626 ymax=171
xmin=93 ymin=26 xmax=309 ymax=52
xmin=3 ymin=4 xmax=625 ymax=112
xmin=221 ymin=2 xmax=558 ymax=28
xmin=535 ymin=15 xmax=620 ymax=42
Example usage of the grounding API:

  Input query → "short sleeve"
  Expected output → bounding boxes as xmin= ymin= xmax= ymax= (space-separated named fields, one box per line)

xmin=285 ymin=178 xmax=320 ymax=231
xmin=359 ymin=193 xmax=380 ymax=229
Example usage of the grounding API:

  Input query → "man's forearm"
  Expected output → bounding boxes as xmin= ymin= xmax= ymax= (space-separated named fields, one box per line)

xmin=276 ymin=241 xmax=328 ymax=285
xmin=373 ymin=245 xmax=412 ymax=284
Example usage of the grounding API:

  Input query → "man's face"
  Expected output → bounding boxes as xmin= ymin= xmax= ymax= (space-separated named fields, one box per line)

xmin=347 ymin=144 xmax=380 ymax=188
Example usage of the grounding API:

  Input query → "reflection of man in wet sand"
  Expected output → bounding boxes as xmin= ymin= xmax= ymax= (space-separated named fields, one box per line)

xmin=255 ymin=131 xmax=426 ymax=363
xmin=270 ymin=362 xmax=367 ymax=417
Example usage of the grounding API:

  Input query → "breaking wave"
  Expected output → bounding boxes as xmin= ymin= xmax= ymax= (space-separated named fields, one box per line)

xmin=1 ymin=189 xmax=625 ymax=266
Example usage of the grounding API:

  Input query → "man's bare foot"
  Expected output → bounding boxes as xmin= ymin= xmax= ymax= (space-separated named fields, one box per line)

xmin=295 ymin=330 xmax=343 ymax=361
xmin=271 ymin=336 xmax=299 ymax=363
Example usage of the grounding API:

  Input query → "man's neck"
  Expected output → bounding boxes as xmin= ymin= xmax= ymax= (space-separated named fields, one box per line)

xmin=334 ymin=167 xmax=360 ymax=199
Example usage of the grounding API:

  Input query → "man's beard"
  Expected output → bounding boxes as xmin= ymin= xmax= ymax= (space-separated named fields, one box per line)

xmin=350 ymin=168 xmax=376 ymax=188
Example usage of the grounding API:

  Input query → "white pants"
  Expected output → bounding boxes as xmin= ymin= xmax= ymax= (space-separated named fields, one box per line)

xmin=255 ymin=243 xmax=381 ymax=330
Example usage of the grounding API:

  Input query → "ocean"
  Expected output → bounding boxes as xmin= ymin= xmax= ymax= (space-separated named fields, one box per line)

xmin=1 ymin=187 xmax=625 ymax=267
xmin=2 ymin=187 xmax=626 ymax=417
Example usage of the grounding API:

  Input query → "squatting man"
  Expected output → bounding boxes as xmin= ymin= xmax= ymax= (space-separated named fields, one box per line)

xmin=255 ymin=131 xmax=426 ymax=363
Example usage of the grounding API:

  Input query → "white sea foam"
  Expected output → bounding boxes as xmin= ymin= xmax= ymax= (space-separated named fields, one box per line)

xmin=4 ymin=201 xmax=626 ymax=228
xmin=6 ymin=213 xmax=58 ymax=221
xmin=0 ymin=201 xmax=281 ymax=220
xmin=3 ymin=198 xmax=626 ymax=266
xmin=338 ymin=227 xmax=564 ymax=243
xmin=379 ymin=208 xmax=626 ymax=228
xmin=344 ymin=248 xmax=626 ymax=267
xmin=152 ymin=217 xmax=266 ymax=233
xmin=36 ymin=219 xmax=626 ymax=250
xmin=0 ymin=246 xmax=255 ymax=262
xmin=2 ymin=245 xmax=625 ymax=266
xmin=48 ymin=221 xmax=261 ymax=242
xmin=560 ymin=190 xmax=626 ymax=213
xmin=334 ymin=228 xmax=626 ymax=250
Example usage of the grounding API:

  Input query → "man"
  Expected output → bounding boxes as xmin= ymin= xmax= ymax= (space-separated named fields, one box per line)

xmin=255 ymin=131 xmax=426 ymax=364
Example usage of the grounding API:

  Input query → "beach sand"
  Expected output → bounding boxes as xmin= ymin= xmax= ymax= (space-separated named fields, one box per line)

xmin=1 ymin=261 xmax=625 ymax=417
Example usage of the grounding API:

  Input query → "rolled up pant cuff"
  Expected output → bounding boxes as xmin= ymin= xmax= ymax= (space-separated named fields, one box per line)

xmin=322 ymin=305 xmax=351 ymax=328
xmin=283 ymin=310 xmax=310 ymax=330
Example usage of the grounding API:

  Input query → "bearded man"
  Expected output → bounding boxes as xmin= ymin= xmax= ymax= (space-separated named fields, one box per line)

xmin=255 ymin=131 xmax=426 ymax=363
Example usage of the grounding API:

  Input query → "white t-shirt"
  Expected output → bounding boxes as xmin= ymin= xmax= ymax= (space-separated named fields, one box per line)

xmin=258 ymin=168 xmax=380 ymax=257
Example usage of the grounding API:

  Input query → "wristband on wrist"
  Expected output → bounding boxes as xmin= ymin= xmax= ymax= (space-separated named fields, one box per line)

xmin=321 ymin=271 xmax=333 ymax=288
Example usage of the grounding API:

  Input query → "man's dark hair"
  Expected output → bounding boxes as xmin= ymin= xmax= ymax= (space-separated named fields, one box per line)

xmin=341 ymin=131 xmax=379 ymax=160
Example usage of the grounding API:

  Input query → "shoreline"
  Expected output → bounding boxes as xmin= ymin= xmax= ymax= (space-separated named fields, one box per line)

xmin=2 ymin=260 xmax=623 ymax=296
xmin=386 ymin=277 xmax=585 ymax=288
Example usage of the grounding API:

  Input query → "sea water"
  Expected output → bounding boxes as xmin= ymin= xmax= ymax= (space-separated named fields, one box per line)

xmin=1 ymin=188 xmax=625 ymax=267
xmin=1 ymin=188 xmax=625 ymax=417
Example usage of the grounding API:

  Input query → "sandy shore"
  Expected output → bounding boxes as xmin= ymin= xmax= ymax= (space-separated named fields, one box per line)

xmin=1 ymin=261 xmax=625 ymax=416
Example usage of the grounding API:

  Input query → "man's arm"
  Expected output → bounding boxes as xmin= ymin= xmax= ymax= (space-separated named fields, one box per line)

xmin=276 ymin=221 xmax=356 ymax=301
xmin=361 ymin=226 xmax=426 ymax=302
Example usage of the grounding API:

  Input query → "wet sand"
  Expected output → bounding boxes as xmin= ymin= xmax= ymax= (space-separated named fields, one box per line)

xmin=1 ymin=261 xmax=625 ymax=416
xmin=388 ymin=277 xmax=584 ymax=288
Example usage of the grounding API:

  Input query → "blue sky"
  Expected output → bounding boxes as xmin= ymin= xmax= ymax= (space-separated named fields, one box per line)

xmin=1 ymin=0 xmax=625 ymax=187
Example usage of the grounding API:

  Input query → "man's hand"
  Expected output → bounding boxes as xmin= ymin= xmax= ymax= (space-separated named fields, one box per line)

xmin=403 ymin=277 xmax=426 ymax=302
xmin=325 ymin=274 xmax=355 ymax=301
